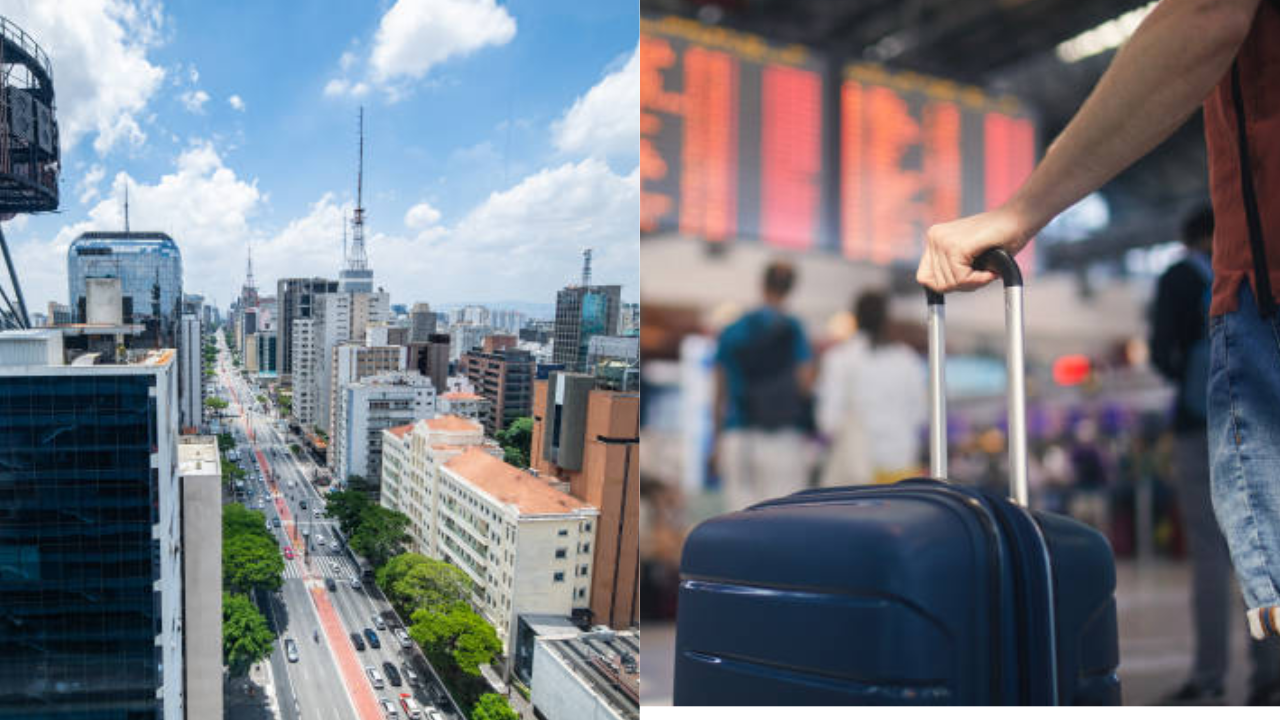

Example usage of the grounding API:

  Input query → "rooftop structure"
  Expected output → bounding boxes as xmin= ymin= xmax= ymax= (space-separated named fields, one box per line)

xmin=532 ymin=629 xmax=640 ymax=720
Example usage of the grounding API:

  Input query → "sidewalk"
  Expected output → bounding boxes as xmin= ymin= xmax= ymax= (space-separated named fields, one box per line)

xmin=224 ymin=661 xmax=282 ymax=720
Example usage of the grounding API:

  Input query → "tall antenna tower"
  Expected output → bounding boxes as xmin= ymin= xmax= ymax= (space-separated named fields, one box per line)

xmin=347 ymin=106 xmax=368 ymax=272
xmin=581 ymin=248 xmax=593 ymax=287
xmin=245 ymin=243 xmax=255 ymax=292
xmin=124 ymin=182 xmax=130 ymax=233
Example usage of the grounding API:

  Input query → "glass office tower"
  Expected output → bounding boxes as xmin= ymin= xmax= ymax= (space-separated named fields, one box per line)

xmin=67 ymin=232 xmax=183 ymax=347
xmin=0 ymin=333 xmax=182 ymax=719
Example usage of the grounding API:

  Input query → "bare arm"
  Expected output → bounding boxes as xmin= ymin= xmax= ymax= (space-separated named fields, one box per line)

xmin=918 ymin=0 xmax=1259 ymax=292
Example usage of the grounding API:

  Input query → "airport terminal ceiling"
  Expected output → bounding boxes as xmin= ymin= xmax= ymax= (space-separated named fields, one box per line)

xmin=644 ymin=0 xmax=1212 ymax=270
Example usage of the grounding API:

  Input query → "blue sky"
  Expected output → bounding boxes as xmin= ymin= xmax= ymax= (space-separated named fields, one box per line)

xmin=2 ymin=0 xmax=638 ymax=316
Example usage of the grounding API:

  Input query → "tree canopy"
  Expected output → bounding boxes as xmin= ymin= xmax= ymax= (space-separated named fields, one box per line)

xmin=324 ymin=490 xmax=373 ymax=537
xmin=377 ymin=553 xmax=472 ymax=616
xmin=205 ymin=397 xmax=229 ymax=410
xmin=223 ymin=505 xmax=283 ymax=594
xmin=409 ymin=602 xmax=501 ymax=677
xmin=350 ymin=505 xmax=411 ymax=568
xmin=223 ymin=592 xmax=275 ymax=677
xmin=496 ymin=417 xmax=533 ymax=468
xmin=472 ymin=694 xmax=519 ymax=720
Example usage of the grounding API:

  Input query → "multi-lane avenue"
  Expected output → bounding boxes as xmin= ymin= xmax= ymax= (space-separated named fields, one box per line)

xmin=214 ymin=332 xmax=458 ymax=720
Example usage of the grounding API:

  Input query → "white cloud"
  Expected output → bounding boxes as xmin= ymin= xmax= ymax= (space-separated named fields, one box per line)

xmin=371 ymin=157 xmax=637 ymax=303
xmin=14 ymin=140 xmax=263 ymax=311
xmin=189 ymin=66 xmax=199 ymax=84
xmin=404 ymin=201 xmax=442 ymax=230
xmin=3 ymin=0 xmax=167 ymax=155
xmin=228 ymin=95 xmax=245 ymax=111
xmin=327 ymin=0 xmax=515 ymax=99
xmin=77 ymin=164 xmax=106 ymax=204
xmin=179 ymin=89 xmax=210 ymax=114
xmin=553 ymin=47 xmax=638 ymax=159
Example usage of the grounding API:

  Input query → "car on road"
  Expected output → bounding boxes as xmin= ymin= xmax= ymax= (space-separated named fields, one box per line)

xmin=426 ymin=708 xmax=445 ymax=720
xmin=378 ymin=699 xmax=400 ymax=719
xmin=394 ymin=628 xmax=412 ymax=649
xmin=316 ymin=535 xmax=326 ymax=546
xmin=372 ymin=615 xmax=387 ymax=630
xmin=401 ymin=663 xmax=419 ymax=686
xmin=284 ymin=638 xmax=299 ymax=663
xmin=330 ymin=559 xmax=341 ymax=572
xmin=366 ymin=665 xmax=385 ymax=689
xmin=399 ymin=694 xmax=424 ymax=719
xmin=272 ymin=517 xmax=281 ymax=527
xmin=282 ymin=547 xmax=294 ymax=560
xmin=350 ymin=632 xmax=366 ymax=651
xmin=350 ymin=576 xmax=363 ymax=590
xmin=364 ymin=627 xmax=381 ymax=649
xmin=382 ymin=661 xmax=402 ymax=687
xmin=300 ymin=500 xmax=308 ymax=509
xmin=326 ymin=577 xmax=337 ymax=592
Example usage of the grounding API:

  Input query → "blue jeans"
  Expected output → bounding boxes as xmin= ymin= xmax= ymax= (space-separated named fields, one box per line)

xmin=1209 ymin=283 xmax=1280 ymax=614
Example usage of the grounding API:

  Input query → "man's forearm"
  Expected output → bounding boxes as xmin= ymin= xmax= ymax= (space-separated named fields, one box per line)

xmin=1007 ymin=0 xmax=1256 ymax=239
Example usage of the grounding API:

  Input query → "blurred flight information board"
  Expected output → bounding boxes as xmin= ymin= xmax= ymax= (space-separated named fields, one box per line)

xmin=641 ymin=15 xmax=1038 ymax=272
xmin=840 ymin=64 xmax=1036 ymax=270
xmin=640 ymin=15 xmax=826 ymax=250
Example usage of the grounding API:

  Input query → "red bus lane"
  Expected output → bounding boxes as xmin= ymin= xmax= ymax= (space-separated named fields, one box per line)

xmin=311 ymin=585 xmax=383 ymax=719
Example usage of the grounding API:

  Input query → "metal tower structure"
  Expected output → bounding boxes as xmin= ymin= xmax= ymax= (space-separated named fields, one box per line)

xmin=582 ymin=248 xmax=593 ymax=287
xmin=0 ymin=16 xmax=61 ymax=329
xmin=338 ymin=107 xmax=374 ymax=293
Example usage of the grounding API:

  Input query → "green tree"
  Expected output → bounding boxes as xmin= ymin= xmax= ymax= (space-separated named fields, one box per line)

xmin=325 ymin=490 xmax=373 ymax=537
xmin=472 ymin=694 xmax=518 ymax=720
xmin=217 ymin=432 xmax=235 ymax=452
xmin=377 ymin=553 xmax=472 ymax=616
xmin=496 ymin=417 xmax=533 ymax=467
xmin=223 ymin=504 xmax=271 ymax=540
xmin=350 ymin=505 xmax=411 ymax=568
xmin=223 ymin=592 xmax=275 ymax=677
xmin=223 ymin=533 xmax=284 ymax=594
xmin=205 ymin=396 xmax=229 ymax=410
xmin=409 ymin=602 xmax=501 ymax=676
xmin=221 ymin=459 xmax=246 ymax=485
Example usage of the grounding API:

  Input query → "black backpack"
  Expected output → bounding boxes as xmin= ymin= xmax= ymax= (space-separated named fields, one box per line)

xmin=733 ymin=314 xmax=804 ymax=430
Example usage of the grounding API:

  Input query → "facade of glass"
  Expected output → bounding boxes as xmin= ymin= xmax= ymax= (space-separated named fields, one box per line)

xmin=0 ymin=360 xmax=181 ymax=719
xmin=67 ymin=233 xmax=183 ymax=348
xmin=553 ymin=285 xmax=621 ymax=372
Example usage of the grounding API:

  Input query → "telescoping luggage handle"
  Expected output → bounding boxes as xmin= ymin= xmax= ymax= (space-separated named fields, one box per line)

xmin=925 ymin=248 xmax=1029 ymax=506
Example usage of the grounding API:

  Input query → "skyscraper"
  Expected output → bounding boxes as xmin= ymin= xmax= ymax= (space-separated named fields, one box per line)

xmin=67 ymin=232 xmax=183 ymax=347
xmin=409 ymin=302 xmax=436 ymax=342
xmin=0 ymin=330 xmax=192 ymax=718
xmin=179 ymin=313 xmax=202 ymax=431
xmin=407 ymin=332 xmax=450 ymax=398
xmin=553 ymin=284 xmax=621 ymax=373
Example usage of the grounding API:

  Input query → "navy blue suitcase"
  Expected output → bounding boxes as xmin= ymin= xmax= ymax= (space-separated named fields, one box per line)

xmin=674 ymin=250 xmax=1121 ymax=705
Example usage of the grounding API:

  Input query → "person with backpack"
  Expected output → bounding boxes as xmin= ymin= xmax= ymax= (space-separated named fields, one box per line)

xmin=916 ymin=0 xmax=1280 ymax=642
xmin=1152 ymin=207 xmax=1280 ymax=704
xmin=712 ymin=260 xmax=815 ymax=511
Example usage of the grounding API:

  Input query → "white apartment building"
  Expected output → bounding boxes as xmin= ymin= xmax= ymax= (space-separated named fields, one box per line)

xmin=327 ymin=343 xmax=407 ymax=444
xmin=314 ymin=291 xmax=391 ymax=434
xmin=291 ymin=318 xmax=318 ymax=427
xmin=380 ymin=417 xmax=598 ymax=652
xmin=450 ymin=323 xmax=490 ymax=362
xmin=439 ymin=391 xmax=489 ymax=423
xmin=332 ymin=371 xmax=436 ymax=485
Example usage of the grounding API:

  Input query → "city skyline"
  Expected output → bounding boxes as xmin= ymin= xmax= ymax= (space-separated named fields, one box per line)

xmin=2 ymin=0 xmax=639 ymax=316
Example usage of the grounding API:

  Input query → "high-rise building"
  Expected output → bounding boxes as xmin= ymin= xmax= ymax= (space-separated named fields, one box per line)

xmin=380 ymin=419 xmax=598 ymax=653
xmin=620 ymin=302 xmax=640 ymax=336
xmin=460 ymin=348 xmax=535 ymax=435
xmin=302 ymin=290 xmax=390 ymax=434
xmin=292 ymin=318 xmax=319 ymax=426
xmin=46 ymin=301 xmax=73 ymax=326
xmin=333 ymin=371 xmax=436 ymax=489
xmin=178 ymin=436 xmax=224 ymax=720
xmin=327 ymin=343 xmax=406 ymax=445
xmin=439 ymin=391 xmax=489 ymax=423
xmin=450 ymin=323 xmax=490 ymax=362
xmin=530 ymin=374 xmax=639 ymax=630
xmin=276 ymin=277 xmax=339 ymax=380
xmin=483 ymin=334 xmax=518 ymax=354
xmin=409 ymin=302 xmax=437 ymax=342
xmin=67 ymin=232 xmax=183 ymax=347
xmin=255 ymin=331 xmax=278 ymax=377
xmin=0 ymin=330 xmax=196 ymax=718
xmin=553 ymin=285 xmax=621 ymax=372
xmin=179 ymin=313 xmax=202 ymax=431
xmin=407 ymin=333 xmax=451 ymax=398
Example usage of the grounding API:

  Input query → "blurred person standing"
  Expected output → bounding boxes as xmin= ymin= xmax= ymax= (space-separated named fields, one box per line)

xmin=1151 ymin=207 xmax=1280 ymax=703
xmin=915 ymin=0 xmax=1280 ymax=651
xmin=815 ymin=290 xmax=926 ymax=485
xmin=712 ymin=260 xmax=815 ymax=511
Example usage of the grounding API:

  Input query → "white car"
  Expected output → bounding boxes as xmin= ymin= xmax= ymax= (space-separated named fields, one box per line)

xmin=378 ymin=699 xmax=400 ymax=719
xmin=394 ymin=628 xmax=412 ymax=649
xmin=316 ymin=535 xmax=326 ymax=546
xmin=366 ymin=665 xmax=385 ymax=689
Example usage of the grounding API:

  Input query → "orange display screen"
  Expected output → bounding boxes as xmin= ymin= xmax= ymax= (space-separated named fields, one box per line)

xmin=641 ymin=16 xmax=824 ymax=249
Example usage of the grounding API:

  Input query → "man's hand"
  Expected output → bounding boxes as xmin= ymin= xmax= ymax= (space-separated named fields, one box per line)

xmin=916 ymin=205 xmax=1035 ymax=293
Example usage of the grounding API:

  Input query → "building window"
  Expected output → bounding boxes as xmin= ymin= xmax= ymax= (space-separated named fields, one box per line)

xmin=553 ymin=572 xmax=565 ymax=583
xmin=584 ymin=522 xmax=592 ymax=532
xmin=557 ymin=528 xmax=568 ymax=537
xmin=555 ymin=548 xmax=566 ymax=559
xmin=577 ymin=588 xmax=586 ymax=599
xmin=580 ymin=564 xmax=589 ymax=576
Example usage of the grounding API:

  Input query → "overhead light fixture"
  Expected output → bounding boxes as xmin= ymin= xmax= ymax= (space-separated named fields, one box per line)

xmin=1055 ymin=1 xmax=1159 ymax=64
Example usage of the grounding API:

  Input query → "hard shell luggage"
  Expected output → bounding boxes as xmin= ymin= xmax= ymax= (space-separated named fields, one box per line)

xmin=673 ymin=250 xmax=1121 ymax=705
